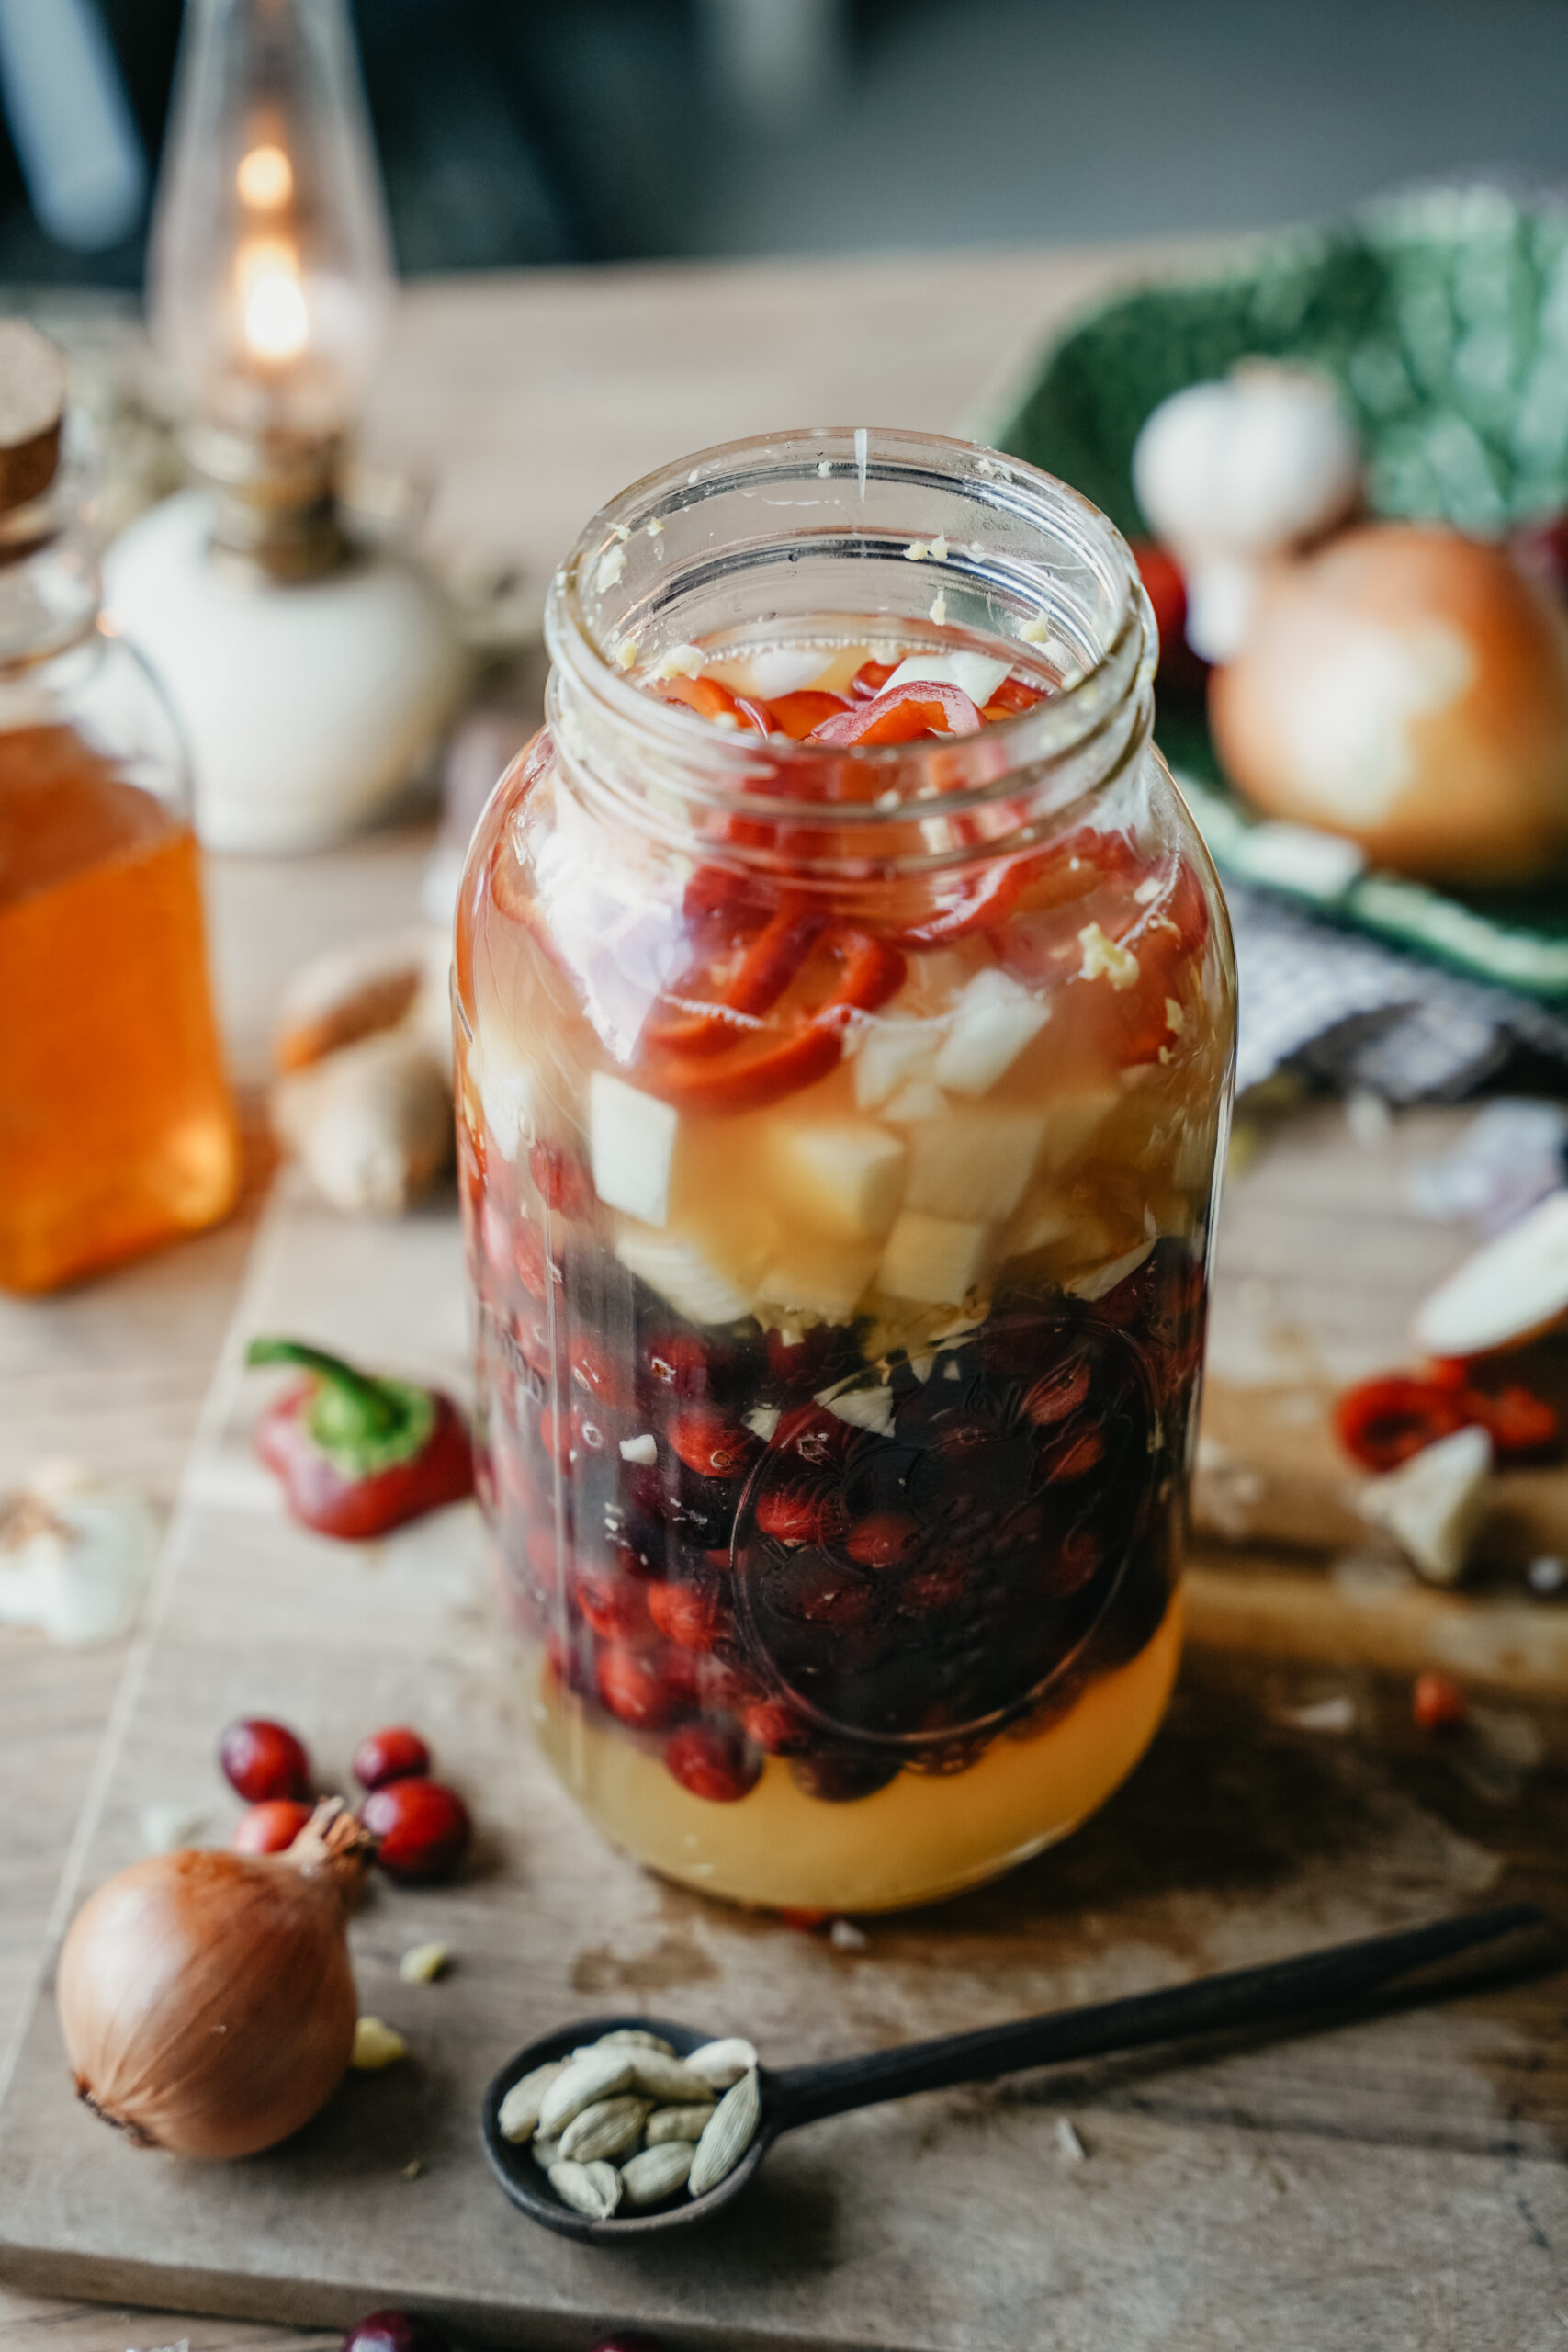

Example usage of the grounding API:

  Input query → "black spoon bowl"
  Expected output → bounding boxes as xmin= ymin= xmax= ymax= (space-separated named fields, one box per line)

xmin=479 ymin=1900 xmax=1555 ymax=2244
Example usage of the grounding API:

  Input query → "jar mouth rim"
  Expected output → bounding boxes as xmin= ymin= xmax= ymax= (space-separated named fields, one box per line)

xmin=545 ymin=424 xmax=1152 ymax=817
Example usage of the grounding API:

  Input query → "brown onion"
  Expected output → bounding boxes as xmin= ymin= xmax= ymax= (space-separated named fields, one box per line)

xmin=58 ymin=1797 xmax=374 ymax=2159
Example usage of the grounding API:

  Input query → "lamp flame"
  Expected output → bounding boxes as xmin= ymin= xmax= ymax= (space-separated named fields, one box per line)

xmin=239 ymin=237 xmax=309 ymax=363
xmin=236 ymin=142 xmax=293 ymax=209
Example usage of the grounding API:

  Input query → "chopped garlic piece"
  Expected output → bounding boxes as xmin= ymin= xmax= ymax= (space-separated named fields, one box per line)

xmin=818 ymin=1381 xmax=896 ymax=1436
xmin=930 ymin=532 xmax=949 ymax=560
xmin=1077 ymin=922 xmax=1140 ymax=990
xmin=744 ymin=1406 xmax=782 ymax=1442
xmin=654 ymin=643 xmax=707 ymax=680
xmin=904 ymin=539 xmax=931 ymax=563
xmin=1165 ymin=998 xmax=1186 ymax=1035
xmin=620 ymin=1433 xmax=658 ymax=1464
xmin=817 ymin=458 xmax=831 ymax=477
xmin=1019 ymin=615 xmax=1050 ymax=645
xmin=614 ymin=639 xmax=637 ymax=671
xmin=646 ymin=517 xmax=663 ymax=537
xmin=399 ymin=1941 xmax=450 ymax=1984
xmin=352 ymin=2017 xmax=408 ymax=2070
xmin=929 ymin=591 xmax=948 ymax=625
xmin=595 ymin=544 xmax=626 ymax=594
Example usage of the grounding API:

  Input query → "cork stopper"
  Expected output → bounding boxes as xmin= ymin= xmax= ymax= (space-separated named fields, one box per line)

xmin=0 ymin=322 xmax=67 ymax=513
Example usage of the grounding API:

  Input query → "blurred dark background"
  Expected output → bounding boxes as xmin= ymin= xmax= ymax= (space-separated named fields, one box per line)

xmin=3 ymin=0 xmax=1567 ymax=285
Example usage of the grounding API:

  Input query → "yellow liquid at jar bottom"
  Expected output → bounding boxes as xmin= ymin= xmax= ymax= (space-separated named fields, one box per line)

xmin=533 ymin=1589 xmax=1182 ymax=1913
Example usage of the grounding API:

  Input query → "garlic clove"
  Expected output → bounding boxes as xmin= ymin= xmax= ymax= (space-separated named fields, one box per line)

xmin=1133 ymin=367 xmax=1360 ymax=566
xmin=1359 ymin=1423 xmax=1492 ymax=1586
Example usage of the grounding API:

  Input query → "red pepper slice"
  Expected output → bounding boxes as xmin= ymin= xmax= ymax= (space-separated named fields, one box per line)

xmin=891 ymin=825 xmax=1141 ymax=950
xmin=646 ymin=892 xmax=826 ymax=1055
xmin=1333 ymin=1368 xmax=1558 ymax=1472
xmin=651 ymin=674 xmax=771 ymax=737
xmin=808 ymin=679 xmax=984 ymax=747
xmin=851 ymin=657 xmax=897 ymax=700
xmin=765 ymin=688 xmax=852 ymax=740
xmin=981 ymin=675 xmax=1047 ymax=718
xmin=647 ymin=930 xmax=906 ymax=1113
xmin=1333 ymin=1376 xmax=1467 ymax=1473
xmin=249 ymin=1339 xmax=474 ymax=1538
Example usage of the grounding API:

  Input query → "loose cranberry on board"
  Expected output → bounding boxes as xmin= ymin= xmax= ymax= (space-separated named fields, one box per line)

xmin=352 ymin=1725 xmax=433 ymax=1791
xmin=219 ymin=1716 xmax=310 ymax=1804
xmin=341 ymin=2313 xmax=453 ymax=2352
xmin=362 ymin=1777 xmax=472 ymax=1883
xmin=231 ymin=1798 xmax=313 ymax=1854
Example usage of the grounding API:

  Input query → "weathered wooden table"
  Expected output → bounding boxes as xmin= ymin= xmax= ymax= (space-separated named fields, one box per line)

xmin=2 ymin=246 xmax=1563 ymax=2352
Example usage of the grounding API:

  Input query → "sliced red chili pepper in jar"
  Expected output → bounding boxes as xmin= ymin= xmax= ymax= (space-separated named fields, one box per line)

xmin=807 ymin=678 xmax=985 ymax=747
xmin=765 ymin=688 xmax=852 ymax=740
xmin=645 ymin=928 xmax=906 ymax=1114
xmin=248 ymin=1338 xmax=474 ymax=1537
xmin=646 ymin=891 xmax=826 ymax=1055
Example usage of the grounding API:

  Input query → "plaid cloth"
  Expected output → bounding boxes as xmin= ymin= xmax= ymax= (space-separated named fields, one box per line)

xmin=1228 ymin=882 xmax=1568 ymax=1101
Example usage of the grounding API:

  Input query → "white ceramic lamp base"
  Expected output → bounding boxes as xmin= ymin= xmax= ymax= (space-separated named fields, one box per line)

xmin=104 ymin=490 xmax=467 ymax=854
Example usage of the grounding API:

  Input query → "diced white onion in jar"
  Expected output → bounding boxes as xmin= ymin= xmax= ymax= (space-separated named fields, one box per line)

xmin=756 ymin=1239 xmax=881 ymax=1324
xmin=766 ymin=1117 xmax=907 ymax=1242
xmin=904 ymin=1104 xmax=1046 ymax=1224
xmin=852 ymin=1015 xmax=946 ymax=1110
xmin=931 ymin=968 xmax=1050 ymax=1096
xmin=878 ymin=1209 xmax=992 ymax=1305
xmin=881 ymin=652 xmax=1012 ymax=708
xmin=591 ymin=1072 xmax=680 ymax=1225
xmin=615 ymin=1222 xmax=756 ymax=1325
xmin=1034 ymin=1085 xmax=1119 ymax=1175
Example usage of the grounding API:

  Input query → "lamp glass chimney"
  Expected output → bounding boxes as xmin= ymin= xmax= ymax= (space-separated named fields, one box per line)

xmin=148 ymin=0 xmax=392 ymax=443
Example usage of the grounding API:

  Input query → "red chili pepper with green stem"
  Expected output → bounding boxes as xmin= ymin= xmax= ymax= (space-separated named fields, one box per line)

xmin=248 ymin=1339 xmax=473 ymax=1539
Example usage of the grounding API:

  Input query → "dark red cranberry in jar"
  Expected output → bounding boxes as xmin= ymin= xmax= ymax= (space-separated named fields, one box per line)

xmin=231 ymin=1797 xmax=312 ymax=1853
xmin=513 ymin=1219 xmax=562 ymax=1301
xmin=342 ymin=2312 xmax=453 ymax=2352
xmin=1041 ymin=1524 xmax=1103 ymax=1597
xmin=667 ymin=1406 xmax=759 ymax=1480
xmin=570 ymin=1333 xmax=632 ymax=1411
xmin=527 ymin=1140 xmax=595 ymax=1221
xmin=363 ymin=1777 xmax=472 ymax=1883
xmin=219 ymin=1717 xmax=310 ymax=1804
xmin=515 ymin=1310 xmax=565 ymax=1384
xmin=1020 ymin=1353 xmax=1093 ymax=1428
xmin=588 ymin=2335 xmax=668 ymax=2352
xmin=647 ymin=1573 xmax=728 ymax=1651
xmin=639 ymin=1329 xmax=758 ymax=1402
xmin=753 ymin=1475 xmax=846 ymax=1545
xmin=791 ymin=1746 xmax=900 ymax=1803
xmin=741 ymin=1694 xmax=814 ymax=1754
xmin=353 ymin=1724 xmax=432 ymax=1791
xmin=536 ymin=1405 xmax=576 ymax=1470
xmin=574 ymin=1563 xmax=652 ymax=1644
xmin=772 ymin=1403 xmax=853 ymax=1469
xmin=897 ymin=1558 xmax=972 ymax=1614
xmin=664 ymin=1722 xmax=761 ymax=1803
xmin=595 ymin=1645 xmax=684 ymax=1730
xmin=1039 ymin=1426 xmax=1106 ymax=1483
xmin=772 ymin=1554 xmax=879 ymax=1630
xmin=845 ymin=1509 xmax=919 ymax=1568
xmin=765 ymin=1321 xmax=860 ymax=1396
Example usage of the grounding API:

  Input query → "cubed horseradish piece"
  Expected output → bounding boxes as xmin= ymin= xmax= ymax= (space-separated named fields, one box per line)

xmin=770 ymin=1117 xmax=907 ymax=1241
xmin=591 ymin=1071 xmax=679 ymax=1225
xmin=615 ymin=1223 xmax=756 ymax=1325
xmin=878 ymin=1209 xmax=991 ymax=1305
xmin=905 ymin=1104 xmax=1046 ymax=1222
xmin=931 ymin=968 xmax=1050 ymax=1096
xmin=757 ymin=1238 xmax=881 ymax=1323
xmin=881 ymin=651 xmax=1013 ymax=708
xmin=853 ymin=1014 xmax=945 ymax=1110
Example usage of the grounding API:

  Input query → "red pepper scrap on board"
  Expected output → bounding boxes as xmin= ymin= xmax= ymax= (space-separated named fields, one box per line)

xmin=1334 ymin=1365 xmax=1559 ymax=1474
xmin=248 ymin=1338 xmax=474 ymax=1538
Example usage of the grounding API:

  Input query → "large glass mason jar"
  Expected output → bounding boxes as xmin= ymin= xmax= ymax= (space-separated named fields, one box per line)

xmin=456 ymin=428 xmax=1235 ymax=1912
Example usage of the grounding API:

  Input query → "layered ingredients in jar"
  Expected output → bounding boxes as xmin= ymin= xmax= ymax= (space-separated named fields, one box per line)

xmin=458 ymin=628 xmax=1231 ymax=1911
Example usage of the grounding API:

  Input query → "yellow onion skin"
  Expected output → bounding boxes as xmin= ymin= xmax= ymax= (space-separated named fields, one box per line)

xmin=58 ymin=1811 xmax=367 ymax=2160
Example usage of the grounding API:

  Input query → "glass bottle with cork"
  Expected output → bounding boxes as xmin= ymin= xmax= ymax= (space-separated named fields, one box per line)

xmin=0 ymin=322 xmax=240 ymax=1294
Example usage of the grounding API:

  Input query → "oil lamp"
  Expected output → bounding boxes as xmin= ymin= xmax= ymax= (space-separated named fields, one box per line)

xmin=105 ymin=0 xmax=464 ymax=853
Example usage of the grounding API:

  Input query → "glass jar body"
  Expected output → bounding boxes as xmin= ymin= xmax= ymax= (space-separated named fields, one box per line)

xmin=456 ymin=431 xmax=1235 ymax=1912
xmin=0 ymin=620 xmax=241 ymax=1294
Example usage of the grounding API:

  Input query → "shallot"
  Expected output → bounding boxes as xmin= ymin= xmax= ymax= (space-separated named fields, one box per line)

xmin=58 ymin=1797 xmax=373 ymax=2158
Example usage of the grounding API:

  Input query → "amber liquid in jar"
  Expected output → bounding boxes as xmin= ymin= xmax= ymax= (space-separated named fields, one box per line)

xmin=0 ymin=725 xmax=240 ymax=1293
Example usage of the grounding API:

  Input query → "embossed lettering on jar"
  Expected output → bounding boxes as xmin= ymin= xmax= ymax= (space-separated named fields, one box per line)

xmin=455 ymin=427 xmax=1235 ymax=1913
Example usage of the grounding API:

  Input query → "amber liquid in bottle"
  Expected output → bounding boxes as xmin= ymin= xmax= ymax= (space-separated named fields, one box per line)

xmin=0 ymin=724 xmax=240 ymax=1293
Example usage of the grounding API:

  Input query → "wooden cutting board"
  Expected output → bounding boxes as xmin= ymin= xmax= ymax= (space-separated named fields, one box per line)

xmin=1 ymin=1177 xmax=1565 ymax=2352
